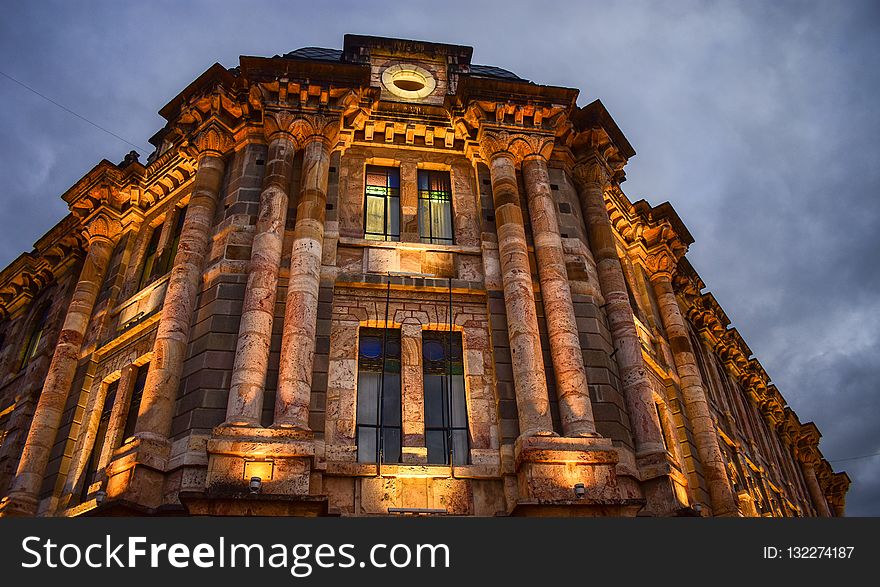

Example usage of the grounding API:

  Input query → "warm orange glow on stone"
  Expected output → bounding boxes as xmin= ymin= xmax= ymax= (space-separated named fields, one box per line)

xmin=243 ymin=460 xmax=274 ymax=481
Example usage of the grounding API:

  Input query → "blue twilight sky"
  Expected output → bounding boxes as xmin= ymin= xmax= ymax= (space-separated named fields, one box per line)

xmin=0 ymin=0 xmax=878 ymax=515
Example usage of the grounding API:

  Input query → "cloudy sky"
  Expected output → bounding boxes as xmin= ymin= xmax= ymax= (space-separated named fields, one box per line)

xmin=1 ymin=1 xmax=877 ymax=515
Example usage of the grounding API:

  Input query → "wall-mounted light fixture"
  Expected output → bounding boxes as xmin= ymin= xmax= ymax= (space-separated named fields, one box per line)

xmin=248 ymin=477 xmax=262 ymax=494
xmin=574 ymin=483 xmax=586 ymax=499
xmin=243 ymin=460 xmax=274 ymax=481
xmin=693 ymin=502 xmax=703 ymax=515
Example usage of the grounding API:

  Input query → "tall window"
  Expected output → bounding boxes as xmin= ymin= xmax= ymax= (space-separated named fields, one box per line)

xmin=639 ymin=265 xmax=666 ymax=335
xmin=122 ymin=365 xmax=148 ymax=442
xmin=418 ymin=170 xmax=454 ymax=244
xmin=158 ymin=205 xmax=187 ymax=275
xmin=80 ymin=379 xmax=118 ymax=501
xmin=138 ymin=228 xmax=162 ymax=290
xmin=355 ymin=328 xmax=401 ymax=463
xmin=364 ymin=166 xmax=400 ymax=242
xmin=422 ymin=331 xmax=469 ymax=465
xmin=19 ymin=304 xmax=49 ymax=370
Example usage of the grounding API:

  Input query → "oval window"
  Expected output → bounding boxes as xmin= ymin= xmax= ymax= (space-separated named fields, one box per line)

xmin=381 ymin=64 xmax=436 ymax=99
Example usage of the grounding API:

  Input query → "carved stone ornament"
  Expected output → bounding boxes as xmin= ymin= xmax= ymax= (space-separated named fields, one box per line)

xmin=478 ymin=130 xmax=554 ymax=164
xmin=190 ymin=123 xmax=235 ymax=156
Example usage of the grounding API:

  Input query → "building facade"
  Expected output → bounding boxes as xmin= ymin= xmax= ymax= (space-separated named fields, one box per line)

xmin=0 ymin=35 xmax=849 ymax=517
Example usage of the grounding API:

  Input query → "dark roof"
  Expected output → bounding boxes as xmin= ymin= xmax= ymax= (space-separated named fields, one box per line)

xmin=276 ymin=46 xmax=523 ymax=81
xmin=278 ymin=47 xmax=343 ymax=62
xmin=469 ymin=64 xmax=523 ymax=81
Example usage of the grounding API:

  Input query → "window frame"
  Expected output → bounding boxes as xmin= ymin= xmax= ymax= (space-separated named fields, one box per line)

xmin=363 ymin=165 xmax=401 ymax=242
xmin=19 ymin=303 xmax=50 ymax=371
xmin=80 ymin=378 xmax=119 ymax=501
xmin=157 ymin=205 xmax=187 ymax=276
xmin=417 ymin=169 xmax=455 ymax=245
xmin=137 ymin=226 xmax=162 ymax=291
xmin=121 ymin=364 xmax=148 ymax=443
xmin=422 ymin=329 xmax=470 ymax=465
xmin=355 ymin=327 xmax=402 ymax=464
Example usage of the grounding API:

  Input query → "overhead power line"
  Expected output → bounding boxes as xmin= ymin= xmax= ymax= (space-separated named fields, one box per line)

xmin=0 ymin=69 xmax=151 ymax=153
xmin=828 ymin=451 xmax=880 ymax=464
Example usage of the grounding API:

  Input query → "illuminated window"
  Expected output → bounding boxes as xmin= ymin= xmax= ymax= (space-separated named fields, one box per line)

xmin=121 ymin=365 xmax=148 ymax=442
xmin=19 ymin=304 xmax=49 ymax=371
xmin=137 ymin=228 xmax=162 ymax=290
xmin=158 ymin=205 xmax=187 ymax=275
xmin=356 ymin=328 xmax=401 ymax=463
xmin=423 ymin=330 xmax=469 ymax=465
xmin=418 ymin=170 xmax=454 ymax=245
xmin=364 ymin=166 xmax=400 ymax=242
xmin=80 ymin=379 xmax=118 ymax=501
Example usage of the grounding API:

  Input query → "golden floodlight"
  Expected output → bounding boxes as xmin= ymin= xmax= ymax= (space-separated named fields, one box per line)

xmin=243 ymin=460 xmax=274 ymax=482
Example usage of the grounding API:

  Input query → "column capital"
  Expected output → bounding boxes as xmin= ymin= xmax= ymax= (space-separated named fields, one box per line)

xmin=478 ymin=129 xmax=554 ymax=165
xmin=262 ymin=110 xmax=304 ymax=148
xmin=571 ymin=154 xmax=613 ymax=189
xmin=645 ymin=247 xmax=677 ymax=282
xmin=188 ymin=122 xmax=235 ymax=159
xmin=292 ymin=113 xmax=342 ymax=148
xmin=81 ymin=208 xmax=123 ymax=246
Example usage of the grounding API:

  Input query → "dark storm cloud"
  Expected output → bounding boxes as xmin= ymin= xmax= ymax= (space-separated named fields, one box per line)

xmin=1 ymin=0 xmax=877 ymax=513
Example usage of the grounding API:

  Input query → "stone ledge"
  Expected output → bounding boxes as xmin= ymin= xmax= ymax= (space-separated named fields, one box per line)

xmin=323 ymin=461 xmax=502 ymax=479
xmin=514 ymin=435 xmax=617 ymax=470
xmin=509 ymin=498 xmax=645 ymax=517
xmin=179 ymin=491 xmax=330 ymax=516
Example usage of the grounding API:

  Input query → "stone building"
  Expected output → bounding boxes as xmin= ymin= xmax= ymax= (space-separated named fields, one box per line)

xmin=0 ymin=35 xmax=849 ymax=517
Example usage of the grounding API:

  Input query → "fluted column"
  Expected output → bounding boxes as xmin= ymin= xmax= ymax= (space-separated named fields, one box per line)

xmin=274 ymin=126 xmax=335 ymax=429
xmin=648 ymin=253 xmax=738 ymax=516
xmin=4 ymin=215 xmax=117 ymax=515
xmin=133 ymin=128 xmax=229 ymax=440
xmin=572 ymin=157 xmax=666 ymax=457
xmin=522 ymin=154 xmax=596 ymax=437
xmin=482 ymin=138 xmax=553 ymax=437
xmin=225 ymin=129 xmax=299 ymax=425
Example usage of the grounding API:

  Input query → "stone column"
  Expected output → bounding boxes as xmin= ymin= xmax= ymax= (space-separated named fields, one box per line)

xmin=400 ymin=322 xmax=426 ymax=463
xmin=133 ymin=129 xmax=229 ymax=440
xmin=648 ymin=253 xmax=738 ymax=516
xmin=481 ymin=139 xmax=553 ymax=437
xmin=522 ymin=154 xmax=596 ymax=437
xmin=225 ymin=129 xmax=298 ymax=426
xmin=3 ymin=216 xmax=116 ymax=516
xmin=275 ymin=125 xmax=335 ymax=429
xmin=572 ymin=157 xmax=666 ymax=457
xmin=798 ymin=452 xmax=832 ymax=517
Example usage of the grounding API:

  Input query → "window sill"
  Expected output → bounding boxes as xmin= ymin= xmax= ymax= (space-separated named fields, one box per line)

xmin=323 ymin=460 xmax=502 ymax=479
xmin=339 ymin=237 xmax=481 ymax=256
xmin=110 ymin=273 xmax=172 ymax=318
